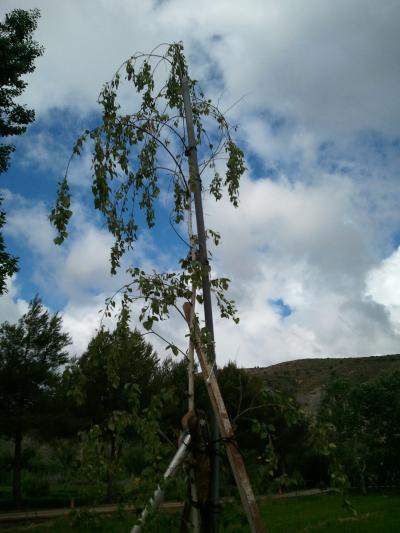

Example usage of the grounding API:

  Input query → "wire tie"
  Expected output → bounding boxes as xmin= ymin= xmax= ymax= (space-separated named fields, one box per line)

xmin=206 ymin=360 xmax=216 ymax=384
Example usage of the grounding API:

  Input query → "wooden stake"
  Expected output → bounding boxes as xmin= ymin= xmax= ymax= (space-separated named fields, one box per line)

xmin=181 ymin=74 xmax=220 ymax=531
xmin=183 ymin=302 xmax=267 ymax=533
xmin=186 ymin=195 xmax=200 ymax=532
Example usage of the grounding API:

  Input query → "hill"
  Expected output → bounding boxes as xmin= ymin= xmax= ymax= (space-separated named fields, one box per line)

xmin=245 ymin=354 xmax=400 ymax=412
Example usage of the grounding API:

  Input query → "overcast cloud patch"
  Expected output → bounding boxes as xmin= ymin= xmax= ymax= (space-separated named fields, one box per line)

xmin=0 ymin=0 xmax=399 ymax=365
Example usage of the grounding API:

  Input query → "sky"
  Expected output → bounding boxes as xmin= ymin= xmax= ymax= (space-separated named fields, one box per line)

xmin=1 ymin=0 xmax=400 ymax=367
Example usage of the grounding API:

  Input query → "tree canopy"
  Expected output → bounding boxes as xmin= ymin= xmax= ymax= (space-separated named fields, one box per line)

xmin=50 ymin=43 xmax=244 ymax=339
xmin=319 ymin=371 xmax=400 ymax=491
xmin=63 ymin=312 xmax=164 ymax=502
xmin=0 ymin=296 xmax=71 ymax=506
xmin=0 ymin=8 xmax=44 ymax=293
xmin=0 ymin=8 xmax=43 ymax=173
xmin=67 ymin=312 xmax=160 ymax=424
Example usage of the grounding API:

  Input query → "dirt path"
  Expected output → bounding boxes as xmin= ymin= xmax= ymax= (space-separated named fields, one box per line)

xmin=0 ymin=489 xmax=332 ymax=524
xmin=0 ymin=501 xmax=183 ymax=524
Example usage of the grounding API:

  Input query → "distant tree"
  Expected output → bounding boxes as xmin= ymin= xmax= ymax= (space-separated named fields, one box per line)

xmin=65 ymin=311 xmax=162 ymax=501
xmin=233 ymin=377 xmax=312 ymax=493
xmin=0 ymin=8 xmax=43 ymax=172
xmin=319 ymin=372 xmax=400 ymax=491
xmin=50 ymin=42 xmax=246 ymax=523
xmin=185 ymin=362 xmax=317 ymax=492
xmin=155 ymin=356 xmax=192 ymax=438
xmin=0 ymin=208 xmax=17 ymax=293
xmin=0 ymin=8 xmax=44 ymax=292
xmin=69 ymin=312 xmax=160 ymax=423
xmin=0 ymin=296 xmax=71 ymax=507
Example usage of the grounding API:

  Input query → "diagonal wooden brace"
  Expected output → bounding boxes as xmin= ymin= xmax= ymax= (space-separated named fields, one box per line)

xmin=183 ymin=302 xmax=266 ymax=533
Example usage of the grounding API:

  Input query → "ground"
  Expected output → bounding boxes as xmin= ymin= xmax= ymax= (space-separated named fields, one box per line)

xmin=0 ymin=492 xmax=399 ymax=532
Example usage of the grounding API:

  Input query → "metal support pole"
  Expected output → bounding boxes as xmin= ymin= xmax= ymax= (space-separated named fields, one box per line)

xmin=187 ymin=195 xmax=196 ymax=414
xmin=181 ymin=75 xmax=220 ymax=532
xmin=187 ymin=195 xmax=201 ymax=533
xmin=183 ymin=303 xmax=267 ymax=533
xmin=130 ymin=433 xmax=191 ymax=533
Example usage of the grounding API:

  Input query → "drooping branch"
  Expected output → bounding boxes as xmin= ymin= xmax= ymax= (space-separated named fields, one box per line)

xmin=50 ymin=42 xmax=245 ymax=338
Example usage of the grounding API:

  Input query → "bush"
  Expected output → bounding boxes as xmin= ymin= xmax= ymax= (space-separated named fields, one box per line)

xmin=24 ymin=474 xmax=50 ymax=497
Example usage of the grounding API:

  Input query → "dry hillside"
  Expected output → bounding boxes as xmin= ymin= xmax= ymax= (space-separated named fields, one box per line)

xmin=245 ymin=354 xmax=400 ymax=412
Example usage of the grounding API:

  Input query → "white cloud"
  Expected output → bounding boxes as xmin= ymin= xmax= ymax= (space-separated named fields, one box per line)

xmin=3 ymin=192 xmax=120 ymax=299
xmin=1 ymin=0 xmax=400 ymax=366
xmin=3 ymin=164 xmax=400 ymax=365
xmin=365 ymin=247 xmax=400 ymax=335
xmin=200 ymin=169 xmax=400 ymax=364
xmin=61 ymin=294 xmax=119 ymax=356
xmin=4 ymin=193 xmax=56 ymax=257
xmin=15 ymin=131 xmax=68 ymax=175
xmin=0 ymin=0 xmax=398 ymax=135
xmin=1 ymin=188 xmax=179 ymax=356
xmin=60 ymin=226 xmax=115 ymax=295
xmin=0 ymin=277 xmax=29 ymax=325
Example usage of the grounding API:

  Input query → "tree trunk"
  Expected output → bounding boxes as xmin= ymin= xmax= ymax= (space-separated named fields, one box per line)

xmin=106 ymin=435 xmax=116 ymax=503
xmin=360 ymin=464 xmax=367 ymax=495
xmin=13 ymin=430 xmax=22 ymax=508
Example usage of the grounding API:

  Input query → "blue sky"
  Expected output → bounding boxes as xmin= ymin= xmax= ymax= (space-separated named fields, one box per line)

xmin=1 ymin=0 xmax=400 ymax=366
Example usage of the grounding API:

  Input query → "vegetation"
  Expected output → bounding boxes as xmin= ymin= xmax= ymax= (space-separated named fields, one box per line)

xmin=0 ymin=309 xmax=399 ymax=512
xmin=0 ymin=37 xmax=399 ymax=530
xmin=64 ymin=311 xmax=165 ymax=503
xmin=249 ymin=354 xmax=400 ymax=412
xmin=0 ymin=303 xmax=399 ymax=530
xmin=0 ymin=296 xmax=71 ymax=507
xmin=319 ymin=371 xmax=400 ymax=493
xmin=0 ymin=8 xmax=44 ymax=292
xmin=0 ymin=8 xmax=43 ymax=172
xmin=49 ymin=41 xmax=248 ymax=528
xmin=2 ymin=493 xmax=400 ymax=532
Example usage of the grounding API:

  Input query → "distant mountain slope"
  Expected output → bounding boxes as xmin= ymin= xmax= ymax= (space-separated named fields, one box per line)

xmin=245 ymin=354 xmax=400 ymax=412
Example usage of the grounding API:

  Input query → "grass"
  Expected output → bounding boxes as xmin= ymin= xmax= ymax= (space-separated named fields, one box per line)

xmin=1 ymin=492 xmax=400 ymax=532
xmin=259 ymin=493 xmax=400 ymax=532
xmin=0 ymin=483 xmax=101 ymax=511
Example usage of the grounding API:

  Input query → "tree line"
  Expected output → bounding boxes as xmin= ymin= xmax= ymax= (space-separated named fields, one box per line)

xmin=1 ymin=8 xmax=399 ymax=517
xmin=1 ymin=296 xmax=399 ymax=510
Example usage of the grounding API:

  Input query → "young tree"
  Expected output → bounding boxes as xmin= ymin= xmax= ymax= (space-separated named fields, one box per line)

xmin=0 ymin=8 xmax=44 ymax=292
xmin=319 ymin=372 xmax=400 ymax=491
xmin=0 ymin=8 xmax=43 ymax=173
xmin=50 ymin=42 xmax=243 ymax=333
xmin=50 ymin=43 xmax=263 ymax=530
xmin=70 ymin=316 xmax=160 ymax=420
xmin=0 ymin=296 xmax=71 ymax=507
xmin=0 ymin=208 xmax=18 ymax=293
xmin=65 ymin=312 xmax=162 ymax=501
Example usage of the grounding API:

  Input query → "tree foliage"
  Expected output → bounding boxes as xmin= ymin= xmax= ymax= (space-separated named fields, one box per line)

xmin=0 ymin=8 xmax=44 ymax=293
xmin=0 ymin=296 xmax=71 ymax=437
xmin=0 ymin=8 xmax=43 ymax=173
xmin=51 ymin=42 xmax=245 ymax=338
xmin=0 ymin=207 xmax=18 ymax=293
xmin=319 ymin=371 xmax=400 ymax=490
xmin=64 ymin=312 xmax=166 ymax=502
xmin=66 ymin=311 xmax=160 ymax=424
xmin=0 ymin=295 xmax=70 ymax=506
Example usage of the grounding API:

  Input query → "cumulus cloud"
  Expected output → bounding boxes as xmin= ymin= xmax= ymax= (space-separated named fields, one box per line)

xmin=200 ymin=167 xmax=400 ymax=364
xmin=1 ymin=1 xmax=400 ymax=366
xmin=0 ymin=277 xmax=29 ymax=325
xmin=61 ymin=295 xmax=120 ymax=356
xmin=1 ymin=187 xmax=178 ymax=357
xmin=366 ymin=248 xmax=400 ymax=334
xmin=1 ymin=0 xmax=398 ymax=135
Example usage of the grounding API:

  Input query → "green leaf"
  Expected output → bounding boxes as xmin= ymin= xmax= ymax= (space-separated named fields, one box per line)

xmin=142 ymin=318 xmax=153 ymax=331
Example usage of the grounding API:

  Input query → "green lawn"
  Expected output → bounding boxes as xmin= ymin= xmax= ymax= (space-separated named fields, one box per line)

xmin=259 ymin=493 xmax=400 ymax=533
xmin=1 ymin=493 xmax=400 ymax=532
